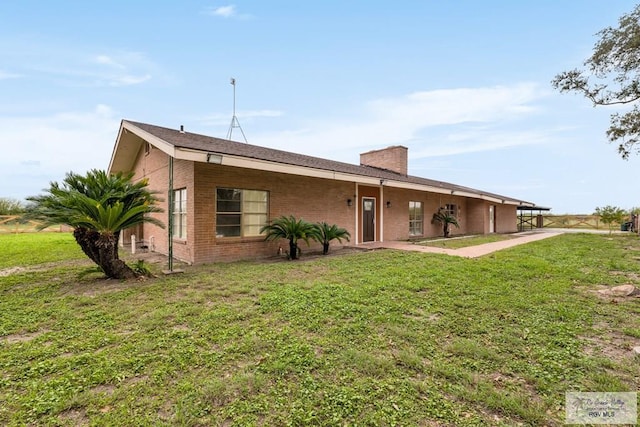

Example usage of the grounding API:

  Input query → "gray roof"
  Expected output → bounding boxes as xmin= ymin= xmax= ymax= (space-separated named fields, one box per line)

xmin=124 ymin=120 xmax=534 ymax=206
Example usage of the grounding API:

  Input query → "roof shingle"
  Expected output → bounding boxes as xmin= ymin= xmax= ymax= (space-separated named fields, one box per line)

xmin=125 ymin=120 xmax=533 ymax=206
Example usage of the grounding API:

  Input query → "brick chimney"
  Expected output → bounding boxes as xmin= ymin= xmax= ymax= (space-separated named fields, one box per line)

xmin=360 ymin=146 xmax=408 ymax=175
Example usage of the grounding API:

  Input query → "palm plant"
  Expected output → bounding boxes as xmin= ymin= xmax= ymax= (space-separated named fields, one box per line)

xmin=260 ymin=215 xmax=315 ymax=260
xmin=311 ymin=222 xmax=351 ymax=255
xmin=431 ymin=208 xmax=460 ymax=238
xmin=26 ymin=169 xmax=163 ymax=279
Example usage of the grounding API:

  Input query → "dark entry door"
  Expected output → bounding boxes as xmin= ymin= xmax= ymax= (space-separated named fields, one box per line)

xmin=362 ymin=198 xmax=375 ymax=242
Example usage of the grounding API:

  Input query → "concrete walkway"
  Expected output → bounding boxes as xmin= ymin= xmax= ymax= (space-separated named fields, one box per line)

xmin=358 ymin=230 xmax=565 ymax=258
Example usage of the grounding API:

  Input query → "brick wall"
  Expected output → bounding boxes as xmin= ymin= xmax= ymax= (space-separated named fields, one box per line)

xmin=191 ymin=162 xmax=356 ymax=263
xmin=379 ymin=189 xmax=472 ymax=240
xmin=122 ymin=144 xmax=519 ymax=263
xmin=360 ymin=146 xmax=408 ymax=175
xmin=125 ymin=145 xmax=195 ymax=263
xmin=466 ymin=199 xmax=488 ymax=234
xmin=496 ymin=204 xmax=517 ymax=233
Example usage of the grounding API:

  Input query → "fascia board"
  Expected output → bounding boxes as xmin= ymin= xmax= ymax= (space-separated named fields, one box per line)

xmin=384 ymin=180 xmax=453 ymax=195
xmin=175 ymin=148 xmax=526 ymax=205
xmin=107 ymin=124 xmax=127 ymax=174
xmin=123 ymin=121 xmax=176 ymax=157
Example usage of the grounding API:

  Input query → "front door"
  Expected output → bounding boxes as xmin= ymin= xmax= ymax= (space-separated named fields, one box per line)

xmin=489 ymin=205 xmax=495 ymax=233
xmin=362 ymin=197 xmax=375 ymax=242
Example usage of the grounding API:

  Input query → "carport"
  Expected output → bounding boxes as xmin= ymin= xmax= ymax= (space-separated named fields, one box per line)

xmin=517 ymin=206 xmax=551 ymax=231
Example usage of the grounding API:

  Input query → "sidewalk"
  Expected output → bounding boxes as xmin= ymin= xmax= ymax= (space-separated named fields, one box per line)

xmin=358 ymin=230 xmax=564 ymax=258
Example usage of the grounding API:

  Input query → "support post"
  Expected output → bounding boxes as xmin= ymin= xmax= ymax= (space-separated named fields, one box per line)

xmin=167 ymin=156 xmax=174 ymax=271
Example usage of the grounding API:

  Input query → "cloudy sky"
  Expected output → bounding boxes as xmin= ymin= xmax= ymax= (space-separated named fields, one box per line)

xmin=1 ymin=1 xmax=638 ymax=213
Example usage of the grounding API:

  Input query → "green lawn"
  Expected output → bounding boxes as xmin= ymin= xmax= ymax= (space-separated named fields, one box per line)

xmin=1 ymin=233 xmax=639 ymax=426
xmin=414 ymin=234 xmax=514 ymax=249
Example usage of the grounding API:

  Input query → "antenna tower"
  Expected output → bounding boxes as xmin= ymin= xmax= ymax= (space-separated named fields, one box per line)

xmin=226 ymin=77 xmax=248 ymax=143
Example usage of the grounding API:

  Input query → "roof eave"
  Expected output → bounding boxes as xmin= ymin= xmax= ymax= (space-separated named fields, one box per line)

xmin=117 ymin=121 xmax=534 ymax=206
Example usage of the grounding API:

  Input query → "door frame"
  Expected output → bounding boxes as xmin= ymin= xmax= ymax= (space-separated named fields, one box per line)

xmin=489 ymin=205 xmax=496 ymax=233
xmin=362 ymin=197 xmax=376 ymax=242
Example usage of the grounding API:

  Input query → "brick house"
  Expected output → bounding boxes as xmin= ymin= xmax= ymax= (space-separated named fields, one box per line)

xmin=108 ymin=120 xmax=536 ymax=264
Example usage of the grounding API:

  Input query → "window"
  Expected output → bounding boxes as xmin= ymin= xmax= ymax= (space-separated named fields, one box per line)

xmin=216 ymin=188 xmax=268 ymax=237
xmin=173 ymin=188 xmax=187 ymax=240
xmin=444 ymin=203 xmax=458 ymax=218
xmin=409 ymin=201 xmax=423 ymax=236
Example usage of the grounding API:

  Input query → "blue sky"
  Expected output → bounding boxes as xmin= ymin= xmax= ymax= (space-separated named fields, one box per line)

xmin=1 ymin=1 xmax=639 ymax=214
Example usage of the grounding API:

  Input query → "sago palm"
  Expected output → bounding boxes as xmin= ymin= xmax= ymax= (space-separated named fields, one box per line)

xmin=311 ymin=222 xmax=351 ymax=255
xmin=26 ymin=169 xmax=163 ymax=279
xmin=260 ymin=215 xmax=315 ymax=260
xmin=431 ymin=208 xmax=460 ymax=238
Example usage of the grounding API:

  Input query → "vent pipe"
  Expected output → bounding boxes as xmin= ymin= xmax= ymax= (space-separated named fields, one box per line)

xmin=179 ymin=125 xmax=185 ymax=134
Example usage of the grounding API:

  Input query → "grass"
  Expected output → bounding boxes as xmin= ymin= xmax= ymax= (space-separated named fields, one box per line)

xmin=0 ymin=232 xmax=85 ymax=269
xmin=415 ymin=233 xmax=514 ymax=249
xmin=1 ymin=232 xmax=639 ymax=426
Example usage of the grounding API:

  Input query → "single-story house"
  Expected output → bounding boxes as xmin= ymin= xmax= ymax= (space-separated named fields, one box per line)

xmin=108 ymin=120 xmax=539 ymax=264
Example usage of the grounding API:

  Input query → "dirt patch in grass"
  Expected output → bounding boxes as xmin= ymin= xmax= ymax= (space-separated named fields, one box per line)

xmin=60 ymin=279 xmax=142 ymax=297
xmin=0 ymin=259 xmax=94 ymax=278
xmin=609 ymin=270 xmax=640 ymax=281
xmin=0 ymin=266 xmax=30 ymax=277
xmin=58 ymin=408 xmax=89 ymax=426
xmin=2 ymin=329 xmax=49 ymax=344
xmin=90 ymin=384 xmax=116 ymax=395
xmin=581 ymin=321 xmax=640 ymax=362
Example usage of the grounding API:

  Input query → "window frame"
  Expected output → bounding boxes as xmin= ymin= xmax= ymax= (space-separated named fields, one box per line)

xmin=172 ymin=188 xmax=187 ymax=240
xmin=215 ymin=187 xmax=269 ymax=238
xmin=409 ymin=201 xmax=424 ymax=236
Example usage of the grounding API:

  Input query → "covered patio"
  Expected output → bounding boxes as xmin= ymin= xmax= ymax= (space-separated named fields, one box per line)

xmin=517 ymin=205 xmax=552 ymax=231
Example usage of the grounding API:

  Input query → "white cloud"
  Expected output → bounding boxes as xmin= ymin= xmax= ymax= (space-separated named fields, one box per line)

xmin=0 ymin=105 xmax=120 ymax=199
xmin=204 ymin=5 xmax=252 ymax=19
xmin=366 ymin=83 xmax=540 ymax=127
xmin=251 ymin=83 xmax=547 ymax=160
xmin=210 ymin=5 xmax=236 ymax=17
xmin=109 ymin=74 xmax=152 ymax=86
xmin=89 ymin=52 xmax=154 ymax=86
xmin=94 ymin=54 xmax=126 ymax=70
xmin=22 ymin=50 xmax=156 ymax=87
xmin=410 ymin=128 xmax=552 ymax=158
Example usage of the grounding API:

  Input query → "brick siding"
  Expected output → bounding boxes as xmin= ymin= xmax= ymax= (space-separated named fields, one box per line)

xmin=124 ymin=145 xmax=518 ymax=264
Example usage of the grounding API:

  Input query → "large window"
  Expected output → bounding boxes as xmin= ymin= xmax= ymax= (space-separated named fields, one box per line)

xmin=409 ymin=201 xmax=423 ymax=236
xmin=173 ymin=188 xmax=187 ymax=240
xmin=216 ymin=188 xmax=268 ymax=237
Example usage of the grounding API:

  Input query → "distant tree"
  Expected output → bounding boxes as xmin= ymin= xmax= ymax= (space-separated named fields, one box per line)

xmin=594 ymin=205 xmax=627 ymax=233
xmin=0 ymin=198 xmax=25 ymax=215
xmin=26 ymin=170 xmax=164 ymax=279
xmin=552 ymin=4 xmax=640 ymax=159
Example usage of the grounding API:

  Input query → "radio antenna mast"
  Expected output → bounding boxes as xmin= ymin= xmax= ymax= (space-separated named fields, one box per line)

xmin=226 ymin=77 xmax=248 ymax=143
